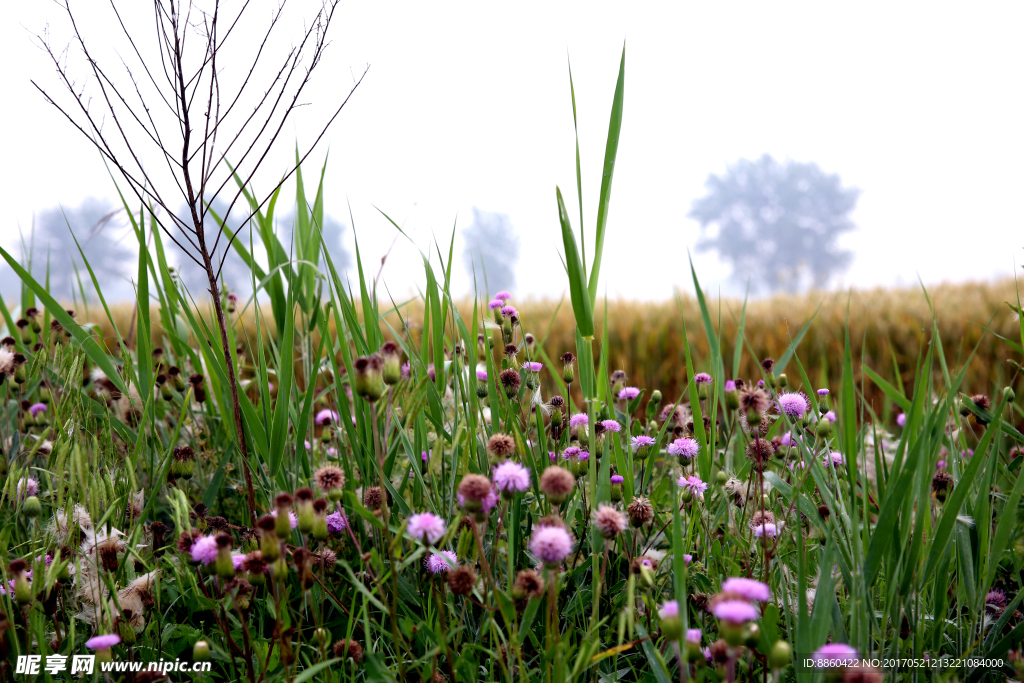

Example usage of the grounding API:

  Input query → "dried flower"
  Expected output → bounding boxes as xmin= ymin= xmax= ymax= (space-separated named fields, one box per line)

xmin=593 ymin=504 xmax=627 ymax=539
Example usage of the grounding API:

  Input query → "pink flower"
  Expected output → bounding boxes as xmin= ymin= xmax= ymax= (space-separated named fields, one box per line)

xmin=668 ymin=438 xmax=699 ymax=459
xmin=17 ymin=477 xmax=39 ymax=500
xmin=721 ymin=577 xmax=771 ymax=602
xmin=488 ymin=299 xmax=505 ymax=310
xmin=401 ymin=361 xmax=411 ymax=379
xmin=315 ymin=409 xmax=340 ymax=426
xmin=618 ymin=387 xmax=641 ymax=400
xmin=752 ymin=522 xmax=781 ymax=538
xmin=232 ymin=553 xmax=246 ymax=570
xmin=326 ymin=510 xmax=348 ymax=535
xmin=683 ymin=553 xmax=693 ymax=563
xmin=523 ymin=362 xmax=543 ymax=372
xmin=810 ymin=643 xmax=859 ymax=668
xmin=29 ymin=403 xmax=47 ymax=417
xmin=425 ymin=550 xmax=457 ymax=574
xmin=569 ymin=413 xmax=588 ymax=429
xmin=777 ymin=392 xmax=809 ymax=419
xmin=823 ymin=410 xmax=837 ymax=422
xmin=678 ymin=475 xmax=708 ymax=498
xmin=600 ymin=419 xmax=621 ymax=433
xmin=407 ymin=512 xmax=446 ymax=544
xmin=494 ymin=291 xmax=512 ymax=301
xmin=529 ymin=526 xmax=574 ymax=567
xmin=476 ymin=369 xmax=488 ymax=381
xmin=85 ymin=634 xmax=121 ymax=650
xmin=658 ymin=600 xmax=680 ymax=619
xmin=825 ymin=451 xmax=845 ymax=467
xmin=711 ymin=600 xmax=759 ymax=624
xmin=610 ymin=474 xmax=624 ymax=484
xmin=631 ymin=435 xmax=655 ymax=449
xmin=685 ymin=628 xmax=701 ymax=644
xmin=896 ymin=413 xmax=906 ymax=428
xmin=493 ymin=461 xmax=531 ymax=494
xmin=190 ymin=536 xmax=219 ymax=565
xmin=500 ymin=305 xmax=518 ymax=319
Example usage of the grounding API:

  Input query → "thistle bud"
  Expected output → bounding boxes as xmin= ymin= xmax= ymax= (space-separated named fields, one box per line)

xmin=193 ymin=640 xmax=211 ymax=661
xmin=169 ymin=366 xmax=186 ymax=391
xmin=768 ymin=640 xmax=792 ymax=669
xmin=23 ymin=495 xmax=41 ymax=519
xmin=275 ymin=493 xmax=294 ymax=537
xmin=312 ymin=498 xmax=329 ymax=541
xmin=645 ymin=390 xmax=663 ymax=422
xmin=745 ymin=407 xmax=763 ymax=429
xmin=815 ymin=418 xmax=833 ymax=438
xmin=716 ymin=471 xmax=729 ymax=485
xmin=295 ymin=488 xmax=315 ymax=533
xmin=561 ymin=352 xmax=576 ymax=385
xmin=1005 ymin=387 xmax=1016 ymax=403
xmin=610 ymin=474 xmax=624 ymax=502
xmin=10 ymin=559 xmax=31 ymax=605
xmin=13 ymin=355 xmax=27 ymax=384
xmin=610 ymin=370 xmax=627 ymax=398
xmin=158 ymin=374 xmax=173 ymax=400
xmin=777 ymin=373 xmax=788 ymax=388
xmin=170 ymin=446 xmax=195 ymax=481
xmin=380 ymin=342 xmax=402 ymax=385
xmin=725 ymin=381 xmax=739 ymax=410
xmin=214 ymin=534 xmax=235 ymax=579
xmin=353 ymin=354 xmax=385 ymax=402
xmin=314 ymin=627 xmax=330 ymax=648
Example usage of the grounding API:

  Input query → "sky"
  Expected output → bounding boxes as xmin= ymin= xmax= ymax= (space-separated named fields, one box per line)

xmin=3 ymin=1 xmax=1023 ymax=302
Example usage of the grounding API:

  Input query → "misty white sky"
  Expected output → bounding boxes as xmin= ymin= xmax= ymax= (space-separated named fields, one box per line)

xmin=3 ymin=2 xmax=1023 ymax=301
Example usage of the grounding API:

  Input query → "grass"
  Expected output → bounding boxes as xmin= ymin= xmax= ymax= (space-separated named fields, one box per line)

xmin=0 ymin=48 xmax=1022 ymax=683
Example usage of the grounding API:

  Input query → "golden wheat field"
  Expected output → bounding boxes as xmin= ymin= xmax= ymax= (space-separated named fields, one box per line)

xmin=80 ymin=277 xmax=1023 ymax=422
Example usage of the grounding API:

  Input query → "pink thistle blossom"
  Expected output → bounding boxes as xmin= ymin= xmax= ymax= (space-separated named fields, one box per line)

xmin=600 ymin=419 xmax=622 ymax=433
xmin=529 ymin=526 xmax=574 ymax=567
xmin=493 ymin=461 xmax=531 ymax=494
xmin=569 ymin=413 xmax=588 ymax=429
xmin=668 ymin=437 xmax=699 ymax=459
xmin=618 ymin=387 xmax=641 ymax=400
xmin=425 ymin=550 xmax=458 ymax=574
xmin=658 ymin=600 xmax=680 ymax=619
xmin=190 ymin=536 xmax=219 ymax=565
xmin=711 ymin=600 xmax=759 ymax=624
xmin=407 ymin=512 xmax=446 ymax=544
xmin=721 ymin=577 xmax=771 ymax=601
xmin=777 ymin=392 xmax=809 ymax=419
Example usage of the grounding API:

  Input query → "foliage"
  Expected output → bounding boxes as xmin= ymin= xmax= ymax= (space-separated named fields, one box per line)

xmin=0 ymin=46 xmax=1021 ymax=683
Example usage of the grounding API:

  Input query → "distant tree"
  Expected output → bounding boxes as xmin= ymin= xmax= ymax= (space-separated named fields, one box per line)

xmin=22 ymin=198 xmax=137 ymax=302
xmin=689 ymin=154 xmax=859 ymax=294
xmin=463 ymin=208 xmax=519 ymax=296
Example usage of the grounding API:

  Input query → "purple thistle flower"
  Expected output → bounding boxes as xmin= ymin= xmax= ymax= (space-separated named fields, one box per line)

xmin=678 ymin=475 xmax=708 ymax=498
xmin=548 ymin=451 xmax=558 ymax=462
xmin=936 ymin=459 xmax=946 ymax=469
xmin=85 ymin=634 xmax=122 ymax=650
xmin=752 ymin=522 xmax=780 ymax=538
xmin=790 ymin=461 xmax=806 ymax=470
xmin=725 ymin=380 xmax=737 ymax=392
xmin=476 ymin=369 xmax=488 ymax=381
xmin=326 ymin=510 xmax=348 ymax=535
xmin=569 ymin=413 xmax=588 ymax=429
xmin=617 ymin=386 xmax=641 ymax=400
xmin=407 ymin=512 xmax=446 ymax=544
xmin=493 ymin=461 xmax=531 ymax=493
xmin=488 ymin=299 xmax=505 ymax=310
xmin=494 ymin=291 xmax=512 ymax=301
xmin=421 ymin=451 xmax=429 ymax=462
xmin=721 ymin=577 xmax=771 ymax=601
xmin=658 ymin=600 xmax=680 ymax=619
xmin=17 ymin=477 xmax=39 ymax=500
xmin=896 ymin=413 xmax=906 ymax=428
xmin=777 ymin=392 xmax=809 ymax=419
xmin=427 ymin=364 xmax=436 ymax=381
xmin=711 ymin=600 xmax=759 ymax=624
xmin=823 ymin=410 xmax=837 ymax=422
xmin=758 ymin=379 xmax=765 ymax=388
xmin=29 ymin=403 xmax=47 ymax=417
xmin=631 ymin=435 xmax=656 ymax=449
xmin=315 ymin=409 xmax=340 ymax=426
xmin=529 ymin=526 xmax=574 ymax=566
xmin=523 ymin=361 xmax=543 ymax=372
xmin=600 ymin=419 xmax=621 ymax=433
xmin=685 ymin=628 xmax=702 ymax=644
xmin=986 ymin=589 xmax=1007 ymax=607
xmin=810 ymin=643 xmax=859 ymax=668
xmin=702 ymin=647 xmax=712 ymax=662
xmin=562 ymin=446 xmax=582 ymax=460
xmin=610 ymin=474 xmax=624 ymax=484
xmin=401 ymin=361 xmax=412 ymax=379
xmin=500 ymin=305 xmax=518 ymax=319
xmin=962 ymin=449 xmax=974 ymax=459
xmin=190 ymin=536 xmax=219 ymax=565
xmin=682 ymin=553 xmax=693 ymax=563
xmin=817 ymin=388 xmax=830 ymax=397
xmin=694 ymin=373 xmax=713 ymax=385
xmin=825 ymin=451 xmax=845 ymax=467
xmin=668 ymin=437 xmax=699 ymax=460
xmin=425 ymin=550 xmax=458 ymax=574
xmin=232 ymin=553 xmax=246 ymax=570
xmin=780 ymin=431 xmax=798 ymax=448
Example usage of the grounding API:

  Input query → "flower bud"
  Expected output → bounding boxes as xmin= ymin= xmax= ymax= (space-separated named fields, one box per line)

xmin=353 ymin=354 xmax=385 ymax=402
xmin=214 ymin=535 xmax=235 ymax=579
xmin=561 ymin=352 xmax=576 ymax=385
xmin=660 ymin=615 xmax=683 ymax=641
xmin=314 ymin=627 xmax=330 ymax=648
xmin=312 ymin=499 xmax=329 ymax=541
xmin=10 ymin=559 xmax=32 ymax=605
xmin=193 ymin=640 xmax=211 ymax=661
xmin=381 ymin=342 xmax=402 ymax=386
xmin=815 ymin=418 xmax=833 ymax=438
xmin=275 ymin=494 xmax=294 ymax=537
xmin=716 ymin=471 xmax=729 ymax=484
xmin=768 ymin=640 xmax=792 ymax=669
xmin=23 ymin=495 xmax=41 ymax=519
xmin=1005 ymin=386 xmax=1015 ymax=403
xmin=295 ymin=488 xmax=315 ymax=533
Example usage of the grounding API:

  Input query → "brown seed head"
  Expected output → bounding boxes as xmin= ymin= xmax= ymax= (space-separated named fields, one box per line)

xmin=363 ymin=486 xmax=384 ymax=510
xmin=333 ymin=638 xmax=364 ymax=665
xmin=447 ymin=564 xmax=477 ymax=596
xmin=626 ymin=497 xmax=654 ymax=527
xmin=539 ymin=466 xmax=575 ymax=498
xmin=513 ymin=569 xmax=545 ymax=599
xmin=314 ymin=465 xmax=345 ymax=492
xmin=486 ymin=433 xmax=517 ymax=458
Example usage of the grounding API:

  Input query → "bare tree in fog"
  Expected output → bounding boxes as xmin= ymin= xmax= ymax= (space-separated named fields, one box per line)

xmin=690 ymin=154 xmax=859 ymax=294
xmin=31 ymin=0 xmax=366 ymax=530
xmin=463 ymin=208 xmax=519 ymax=296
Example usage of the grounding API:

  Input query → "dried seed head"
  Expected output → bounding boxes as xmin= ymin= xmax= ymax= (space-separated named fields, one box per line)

xmin=512 ymin=569 xmax=545 ymax=599
xmin=333 ymin=638 xmax=364 ymax=665
xmin=626 ymin=497 xmax=654 ymax=527
xmin=447 ymin=565 xmax=477 ymax=596
xmin=457 ymin=474 xmax=493 ymax=502
xmin=539 ymin=467 xmax=575 ymax=503
xmin=314 ymin=465 xmax=345 ymax=492
xmin=363 ymin=486 xmax=384 ymax=510
xmin=486 ymin=433 xmax=517 ymax=458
